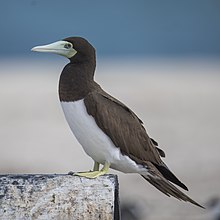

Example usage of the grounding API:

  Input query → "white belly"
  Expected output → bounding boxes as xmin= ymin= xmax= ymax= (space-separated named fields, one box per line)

xmin=60 ymin=99 xmax=146 ymax=174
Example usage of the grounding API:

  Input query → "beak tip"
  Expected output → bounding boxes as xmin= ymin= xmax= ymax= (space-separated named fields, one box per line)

xmin=31 ymin=47 xmax=37 ymax=52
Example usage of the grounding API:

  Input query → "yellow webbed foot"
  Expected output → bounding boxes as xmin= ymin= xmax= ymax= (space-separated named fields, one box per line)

xmin=74 ymin=162 xmax=110 ymax=179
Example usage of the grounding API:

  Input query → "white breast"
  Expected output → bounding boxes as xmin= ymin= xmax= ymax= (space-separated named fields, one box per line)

xmin=60 ymin=99 xmax=146 ymax=174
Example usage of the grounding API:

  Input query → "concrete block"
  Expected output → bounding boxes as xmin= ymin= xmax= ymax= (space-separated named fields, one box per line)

xmin=0 ymin=174 xmax=120 ymax=220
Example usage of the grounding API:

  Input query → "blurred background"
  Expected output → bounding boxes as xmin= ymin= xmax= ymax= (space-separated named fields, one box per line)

xmin=0 ymin=0 xmax=220 ymax=219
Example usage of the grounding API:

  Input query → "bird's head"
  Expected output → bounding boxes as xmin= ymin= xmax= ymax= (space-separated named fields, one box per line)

xmin=31 ymin=37 xmax=95 ymax=62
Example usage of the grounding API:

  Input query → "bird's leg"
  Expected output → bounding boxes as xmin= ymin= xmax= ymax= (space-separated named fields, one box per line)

xmin=93 ymin=161 xmax=100 ymax=171
xmin=68 ymin=161 xmax=99 ymax=175
xmin=74 ymin=162 xmax=110 ymax=178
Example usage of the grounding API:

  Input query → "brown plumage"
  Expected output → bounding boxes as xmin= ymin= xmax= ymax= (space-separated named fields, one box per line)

xmin=33 ymin=36 xmax=204 ymax=209
xmin=83 ymin=88 xmax=203 ymax=208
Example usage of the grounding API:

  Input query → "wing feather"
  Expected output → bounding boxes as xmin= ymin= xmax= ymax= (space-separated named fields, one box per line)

xmin=84 ymin=91 xmax=162 ymax=165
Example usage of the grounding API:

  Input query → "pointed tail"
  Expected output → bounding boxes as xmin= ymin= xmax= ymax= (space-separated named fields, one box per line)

xmin=142 ymin=174 xmax=204 ymax=208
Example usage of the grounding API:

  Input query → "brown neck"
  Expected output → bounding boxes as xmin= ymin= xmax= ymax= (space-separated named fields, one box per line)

xmin=59 ymin=57 xmax=96 ymax=102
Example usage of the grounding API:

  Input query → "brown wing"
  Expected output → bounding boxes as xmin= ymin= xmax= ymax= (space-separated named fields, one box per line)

xmin=84 ymin=90 xmax=163 ymax=165
xmin=99 ymin=91 xmax=166 ymax=158
xmin=84 ymin=89 xmax=190 ymax=191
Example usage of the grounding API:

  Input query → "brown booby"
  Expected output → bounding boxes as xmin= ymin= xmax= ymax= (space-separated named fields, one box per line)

xmin=31 ymin=37 xmax=203 ymax=208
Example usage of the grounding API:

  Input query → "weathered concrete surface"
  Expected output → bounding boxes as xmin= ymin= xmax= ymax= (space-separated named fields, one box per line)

xmin=0 ymin=174 xmax=120 ymax=220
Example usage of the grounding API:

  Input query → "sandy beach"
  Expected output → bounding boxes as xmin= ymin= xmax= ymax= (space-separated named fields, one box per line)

xmin=0 ymin=58 xmax=219 ymax=219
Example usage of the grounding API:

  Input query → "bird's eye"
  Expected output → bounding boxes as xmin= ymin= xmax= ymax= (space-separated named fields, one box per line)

xmin=64 ymin=43 xmax=72 ymax=49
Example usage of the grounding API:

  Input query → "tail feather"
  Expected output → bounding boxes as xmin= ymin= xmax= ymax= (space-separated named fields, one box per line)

xmin=153 ymin=163 xmax=188 ymax=191
xmin=142 ymin=162 xmax=204 ymax=209
xmin=142 ymin=174 xmax=204 ymax=208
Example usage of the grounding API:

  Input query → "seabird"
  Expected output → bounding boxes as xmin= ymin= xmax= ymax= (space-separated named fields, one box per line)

xmin=31 ymin=37 xmax=203 ymax=208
